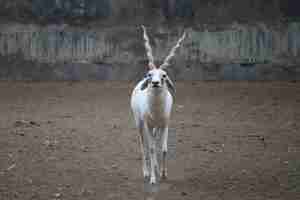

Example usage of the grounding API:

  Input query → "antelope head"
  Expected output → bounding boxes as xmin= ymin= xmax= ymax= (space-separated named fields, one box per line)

xmin=140 ymin=25 xmax=186 ymax=94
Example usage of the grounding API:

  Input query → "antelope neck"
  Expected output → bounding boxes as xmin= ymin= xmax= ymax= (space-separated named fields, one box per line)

xmin=147 ymin=87 xmax=167 ymax=116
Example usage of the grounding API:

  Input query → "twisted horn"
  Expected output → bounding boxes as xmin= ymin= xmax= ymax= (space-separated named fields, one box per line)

xmin=160 ymin=31 xmax=186 ymax=69
xmin=141 ymin=25 xmax=156 ymax=69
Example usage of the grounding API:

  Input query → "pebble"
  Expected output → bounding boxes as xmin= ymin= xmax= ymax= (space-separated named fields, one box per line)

xmin=181 ymin=191 xmax=188 ymax=196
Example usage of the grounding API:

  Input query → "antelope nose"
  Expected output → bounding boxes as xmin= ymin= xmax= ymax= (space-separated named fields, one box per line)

xmin=152 ymin=81 xmax=160 ymax=87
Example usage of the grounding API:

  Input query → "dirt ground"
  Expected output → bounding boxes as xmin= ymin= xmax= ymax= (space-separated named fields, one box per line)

xmin=0 ymin=81 xmax=299 ymax=200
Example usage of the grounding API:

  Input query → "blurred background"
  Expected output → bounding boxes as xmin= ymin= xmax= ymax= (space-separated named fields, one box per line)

xmin=0 ymin=0 xmax=299 ymax=80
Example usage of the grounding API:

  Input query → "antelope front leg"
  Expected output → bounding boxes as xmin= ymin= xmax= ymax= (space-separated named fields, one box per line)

xmin=153 ymin=128 xmax=159 ymax=171
xmin=144 ymin=124 xmax=157 ymax=184
xmin=150 ymin=138 xmax=158 ymax=184
xmin=138 ymin=125 xmax=149 ymax=179
xmin=161 ymin=126 xmax=169 ymax=179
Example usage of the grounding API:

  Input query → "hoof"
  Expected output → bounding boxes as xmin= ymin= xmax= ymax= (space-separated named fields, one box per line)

xmin=160 ymin=171 xmax=167 ymax=180
xmin=150 ymin=177 xmax=156 ymax=184
xmin=143 ymin=169 xmax=150 ymax=179
xmin=143 ymin=174 xmax=150 ymax=180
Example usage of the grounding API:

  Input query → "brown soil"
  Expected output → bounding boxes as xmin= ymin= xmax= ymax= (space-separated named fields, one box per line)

xmin=0 ymin=81 xmax=299 ymax=200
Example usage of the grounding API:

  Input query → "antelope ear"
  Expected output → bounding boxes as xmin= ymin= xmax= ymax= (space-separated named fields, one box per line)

xmin=166 ymin=77 xmax=175 ymax=95
xmin=141 ymin=78 xmax=149 ymax=90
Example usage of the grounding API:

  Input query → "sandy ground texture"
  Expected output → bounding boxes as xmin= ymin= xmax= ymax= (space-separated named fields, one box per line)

xmin=0 ymin=81 xmax=300 ymax=200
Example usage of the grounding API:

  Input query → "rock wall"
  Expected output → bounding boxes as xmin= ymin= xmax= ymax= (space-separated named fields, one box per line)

xmin=0 ymin=0 xmax=285 ymax=23
xmin=2 ymin=23 xmax=300 ymax=63
xmin=1 ymin=22 xmax=300 ymax=80
xmin=0 ymin=0 xmax=299 ymax=80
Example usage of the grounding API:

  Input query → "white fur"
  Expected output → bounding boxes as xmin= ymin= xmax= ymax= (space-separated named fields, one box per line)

xmin=131 ymin=68 xmax=173 ymax=184
xmin=130 ymin=25 xmax=185 ymax=184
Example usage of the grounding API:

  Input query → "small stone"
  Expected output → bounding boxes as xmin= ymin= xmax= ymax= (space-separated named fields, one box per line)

xmin=14 ymin=120 xmax=27 ymax=127
xmin=13 ymin=130 xmax=25 ymax=136
xmin=111 ymin=164 xmax=118 ymax=169
xmin=191 ymin=124 xmax=201 ymax=127
xmin=26 ymin=178 xmax=33 ymax=184
xmin=181 ymin=191 xmax=188 ymax=196
xmin=29 ymin=121 xmax=40 ymax=126
xmin=7 ymin=164 xmax=16 ymax=171
xmin=53 ymin=193 xmax=61 ymax=198
xmin=43 ymin=140 xmax=51 ymax=146
xmin=112 ymin=124 xmax=118 ymax=129
xmin=81 ymin=146 xmax=88 ymax=152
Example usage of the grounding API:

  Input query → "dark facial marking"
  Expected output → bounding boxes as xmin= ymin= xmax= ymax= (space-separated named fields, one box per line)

xmin=141 ymin=78 xmax=149 ymax=90
xmin=166 ymin=77 xmax=175 ymax=95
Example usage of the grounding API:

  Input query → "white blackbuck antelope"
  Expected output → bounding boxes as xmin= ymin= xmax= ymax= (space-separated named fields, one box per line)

xmin=131 ymin=25 xmax=186 ymax=184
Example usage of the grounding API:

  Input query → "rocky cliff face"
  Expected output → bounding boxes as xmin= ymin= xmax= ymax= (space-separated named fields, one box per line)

xmin=0 ymin=0 xmax=285 ymax=23
xmin=0 ymin=0 xmax=299 ymax=80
